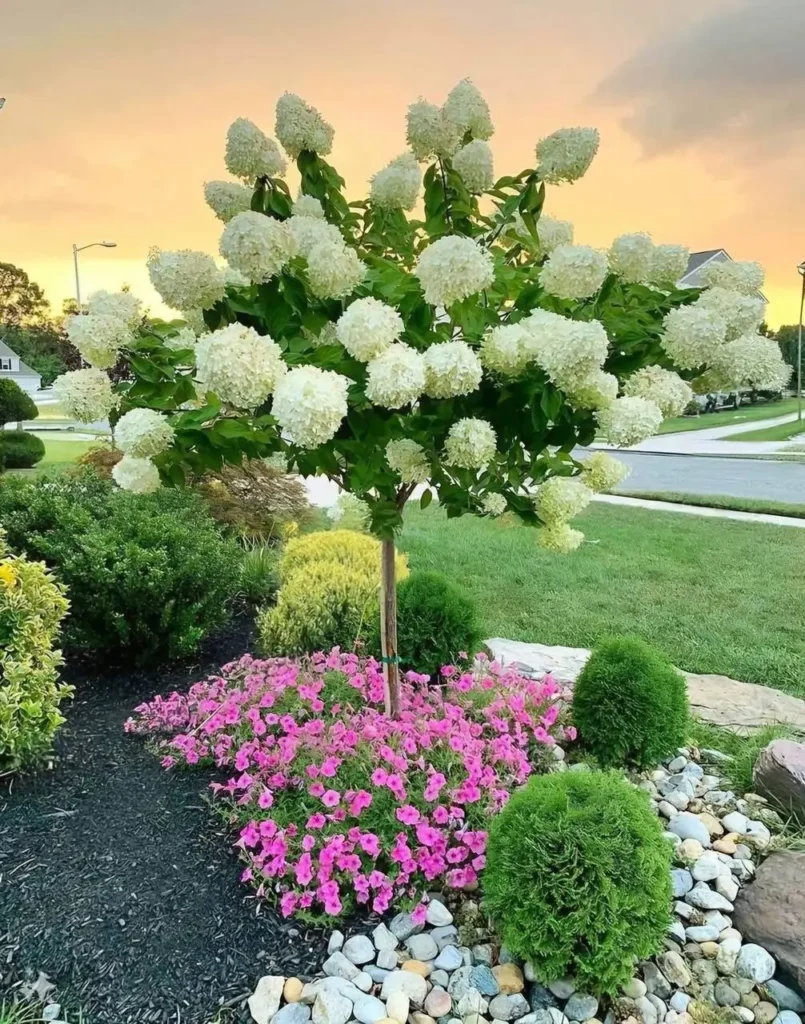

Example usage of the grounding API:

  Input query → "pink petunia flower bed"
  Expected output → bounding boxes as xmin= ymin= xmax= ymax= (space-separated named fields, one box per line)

xmin=126 ymin=649 xmax=572 ymax=920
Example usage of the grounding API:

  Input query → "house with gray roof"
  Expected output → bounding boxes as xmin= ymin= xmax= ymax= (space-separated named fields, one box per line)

xmin=0 ymin=338 xmax=42 ymax=394
xmin=677 ymin=249 xmax=767 ymax=301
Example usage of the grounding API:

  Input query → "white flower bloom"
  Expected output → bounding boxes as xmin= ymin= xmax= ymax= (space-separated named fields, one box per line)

xmin=386 ymin=438 xmax=430 ymax=483
xmin=701 ymin=260 xmax=765 ymax=296
xmin=452 ymin=139 xmax=494 ymax=194
xmin=65 ymin=312 xmax=132 ymax=369
xmin=523 ymin=311 xmax=609 ymax=390
xmin=370 ymin=153 xmax=421 ymax=211
xmin=225 ymin=118 xmax=286 ymax=180
xmin=294 ymin=193 xmax=325 ymax=219
xmin=423 ymin=340 xmax=483 ymax=398
xmin=649 ymin=244 xmax=690 ymax=285
xmin=406 ymin=99 xmax=461 ymax=161
xmin=272 ymin=365 xmax=349 ymax=447
xmin=164 ymin=327 xmax=197 ymax=352
xmin=510 ymin=214 xmax=574 ymax=257
xmin=204 ymin=180 xmax=254 ymax=223
xmin=147 ymin=249 xmax=226 ymax=313
xmin=115 ymin=407 xmax=175 ymax=458
xmin=540 ymin=244 xmax=608 ymax=299
xmin=112 ymin=455 xmax=161 ymax=494
xmin=482 ymin=493 xmax=507 ymax=516
xmin=480 ymin=323 xmax=534 ymax=377
xmin=365 ymin=344 xmax=425 ymax=408
xmin=538 ymin=522 xmax=584 ymax=554
xmin=219 ymin=211 xmax=298 ymax=284
xmin=607 ymin=232 xmax=655 ymax=284
xmin=695 ymin=287 xmax=765 ymax=341
xmin=711 ymin=334 xmax=792 ymax=392
xmin=52 ymin=368 xmax=115 ymax=423
xmin=444 ymin=417 xmax=497 ymax=469
xmin=660 ymin=304 xmax=727 ymax=369
xmin=335 ymin=297 xmax=402 ymax=362
xmin=536 ymin=477 xmax=592 ymax=524
xmin=327 ymin=493 xmax=370 ymax=531
xmin=596 ymin=395 xmax=663 ymax=447
xmin=305 ymin=320 xmax=339 ymax=349
xmin=275 ymin=93 xmax=334 ymax=159
xmin=443 ymin=79 xmax=494 ymax=140
xmin=535 ymin=127 xmax=600 ymax=184
xmin=222 ymin=264 xmax=250 ymax=288
xmin=622 ymin=365 xmax=693 ymax=419
xmin=287 ymin=215 xmax=343 ymax=258
xmin=415 ymin=235 xmax=494 ymax=307
xmin=182 ymin=309 xmax=208 ymax=335
xmin=581 ymin=452 xmax=630 ymax=494
xmin=196 ymin=324 xmax=285 ymax=409
xmin=306 ymin=240 xmax=366 ymax=299
xmin=85 ymin=290 xmax=143 ymax=328
xmin=566 ymin=369 xmax=619 ymax=411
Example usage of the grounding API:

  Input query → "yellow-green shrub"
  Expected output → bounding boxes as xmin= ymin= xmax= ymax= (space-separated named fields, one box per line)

xmin=0 ymin=529 xmax=72 ymax=770
xmin=259 ymin=530 xmax=408 ymax=656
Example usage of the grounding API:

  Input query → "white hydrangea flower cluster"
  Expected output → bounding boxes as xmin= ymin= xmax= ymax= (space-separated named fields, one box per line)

xmin=622 ymin=365 xmax=693 ymax=419
xmin=112 ymin=456 xmax=161 ymax=494
xmin=86 ymin=290 xmax=143 ymax=327
xmin=222 ymin=264 xmax=250 ymax=288
xmin=566 ymin=369 xmax=619 ymax=411
xmin=607 ymin=232 xmax=655 ymax=284
xmin=147 ymin=249 xmax=226 ymax=313
xmin=538 ymin=523 xmax=584 ymax=554
xmin=65 ymin=313 xmax=132 ymax=369
xmin=335 ymin=297 xmax=402 ymax=362
xmin=366 ymin=345 xmax=425 ymax=408
xmin=480 ymin=323 xmax=534 ymax=376
xmin=287 ymin=215 xmax=343 ymax=258
xmin=524 ymin=310 xmax=609 ymax=391
xmin=482 ymin=493 xmax=507 ymax=516
xmin=219 ymin=211 xmax=298 ymax=284
xmin=540 ymin=244 xmax=608 ymax=299
xmin=509 ymin=214 xmax=574 ymax=257
xmin=536 ymin=476 xmax=592 ymax=524
xmin=443 ymin=79 xmax=494 ymax=140
xmin=444 ymin=417 xmax=497 ymax=469
xmin=272 ymin=365 xmax=349 ymax=447
xmin=225 ymin=119 xmax=286 ymax=181
xmin=204 ymin=180 xmax=254 ymax=223
xmin=581 ymin=452 xmax=630 ymax=494
xmin=275 ymin=93 xmax=334 ymax=159
xmin=386 ymin=438 xmax=430 ymax=483
xmin=369 ymin=153 xmax=421 ymax=211
xmin=406 ymin=100 xmax=461 ymax=161
xmin=195 ymin=324 xmax=286 ymax=409
xmin=423 ymin=340 xmax=482 ymax=398
xmin=596 ymin=395 xmax=663 ymax=447
xmin=535 ymin=127 xmax=600 ymax=184
xmin=452 ymin=140 xmax=494 ymax=194
xmin=710 ymin=334 xmax=792 ymax=392
xmin=695 ymin=287 xmax=765 ymax=341
xmin=660 ymin=305 xmax=727 ymax=369
xmin=649 ymin=244 xmax=690 ymax=285
xmin=294 ymin=194 xmax=325 ymax=219
xmin=415 ymin=235 xmax=494 ymax=307
xmin=164 ymin=327 xmax=197 ymax=352
xmin=306 ymin=240 xmax=366 ymax=299
xmin=701 ymin=259 xmax=764 ymax=296
xmin=115 ymin=407 xmax=175 ymax=458
xmin=52 ymin=368 xmax=115 ymax=423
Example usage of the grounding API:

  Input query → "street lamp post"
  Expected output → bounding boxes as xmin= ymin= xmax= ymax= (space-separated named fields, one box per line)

xmin=72 ymin=240 xmax=117 ymax=309
xmin=798 ymin=262 xmax=805 ymax=423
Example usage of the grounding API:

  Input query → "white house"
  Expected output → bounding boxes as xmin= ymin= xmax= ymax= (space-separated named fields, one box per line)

xmin=0 ymin=338 xmax=42 ymax=394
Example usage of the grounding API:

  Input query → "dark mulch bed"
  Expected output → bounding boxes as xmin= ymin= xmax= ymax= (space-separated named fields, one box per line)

xmin=0 ymin=616 xmax=333 ymax=1024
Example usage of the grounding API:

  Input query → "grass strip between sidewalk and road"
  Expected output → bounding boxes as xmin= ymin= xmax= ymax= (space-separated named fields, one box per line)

xmin=616 ymin=490 xmax=805 ymax=520
xmin=725 ymin=419 xmax=805 ymax=443
xmin=658 ymin=397 xmax=799 ymax=435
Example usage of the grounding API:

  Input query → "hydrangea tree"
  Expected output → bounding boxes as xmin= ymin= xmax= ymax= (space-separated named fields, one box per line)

xmin=53 ymin=80 xmax=789 ymax=716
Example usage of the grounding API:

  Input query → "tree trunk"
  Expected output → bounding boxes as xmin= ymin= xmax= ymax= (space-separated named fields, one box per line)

xmin=380 ymin=536 xmax=401 ymax=718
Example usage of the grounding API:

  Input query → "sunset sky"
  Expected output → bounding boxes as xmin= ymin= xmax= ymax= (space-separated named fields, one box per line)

xmin=3 ymin=0 xmax=804 ymax=326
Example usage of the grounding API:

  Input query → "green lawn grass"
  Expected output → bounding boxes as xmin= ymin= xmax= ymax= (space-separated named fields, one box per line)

xmin=617 ymin=490 xmax=805 ymax=519
xmin=726 ymin=419 xmax=805 ymax=443
xmin=658 ymin=397 xmax=799 ymax=435
xmin=399 ymin=503 xmax=805 ymax=697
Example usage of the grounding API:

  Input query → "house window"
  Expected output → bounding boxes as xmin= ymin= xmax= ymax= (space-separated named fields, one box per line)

xmin=0 ymin=358 xmax=12 ymax=370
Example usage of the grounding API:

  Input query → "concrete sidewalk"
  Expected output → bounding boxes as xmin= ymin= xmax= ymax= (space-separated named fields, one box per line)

xmin=594 ymin=493 xmax=805 ymax=529
xmin=602 ymin=411 xmax=805 ymax=457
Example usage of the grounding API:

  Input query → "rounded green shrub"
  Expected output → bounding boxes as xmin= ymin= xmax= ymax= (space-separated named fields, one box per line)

xmin=572 ymin=635 xmax=688 ymax=767
xmin=0 ymin=430 xmax=46 ymax=469
xmin=483 ymin=770 xmax=672 ymax=994
xmin=368 ymin=570 xmax=480 ymax=679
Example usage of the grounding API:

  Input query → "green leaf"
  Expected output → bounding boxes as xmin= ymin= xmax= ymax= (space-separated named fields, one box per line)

xmin=420 ymin=489 xmax=433 ymax=510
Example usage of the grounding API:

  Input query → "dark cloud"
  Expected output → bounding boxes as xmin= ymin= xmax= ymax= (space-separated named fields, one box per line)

xmin=594 ymin=0 xmax=805 ymax=158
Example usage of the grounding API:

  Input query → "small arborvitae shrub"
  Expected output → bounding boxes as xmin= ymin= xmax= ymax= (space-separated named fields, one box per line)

xmin=0 ymin=430 xmax=46 ymax=469
xmin=368 ymin=570 xmax=481 ymax=679
xmin=483 ymin=770 xmax=672 ymax=994
xmin=572 ymin=635 xmax=688 ymax=767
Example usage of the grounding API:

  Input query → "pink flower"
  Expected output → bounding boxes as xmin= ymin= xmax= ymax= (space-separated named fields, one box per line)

xmin=411 ymin=902 xmax=428 ymax=925
xmin=370 ymin=767 xmax=388 ymax=786
xmin=320 ymin=756 xmax=340 ymax=778
xmin=258 ymin=788 xmax=274 ymax=809
xmin=565 ymin=725 xmax=577 ymax=741
xmin=359 ymin=833 xmax=380 ymax=857
xmin=395 ymin=805 xmax=421 ymax=826
xmin=433 ymin=806 xmax=449 ymax=825
xmin=322 ymin=789 xmax=340 ymax=808
xmin=306 ymin=813 xmax=326 ymax=829
xmin=308 ymin=781 xmax=325 ymax=797
xmin=348 ymin=790 xmax=373 ymax=816
xmin=441 ymin=665 xmax=457 ymax=677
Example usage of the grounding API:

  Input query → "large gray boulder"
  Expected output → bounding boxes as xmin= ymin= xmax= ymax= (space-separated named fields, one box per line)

xmin=754 ymin=740 xmax=805 ymax=822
